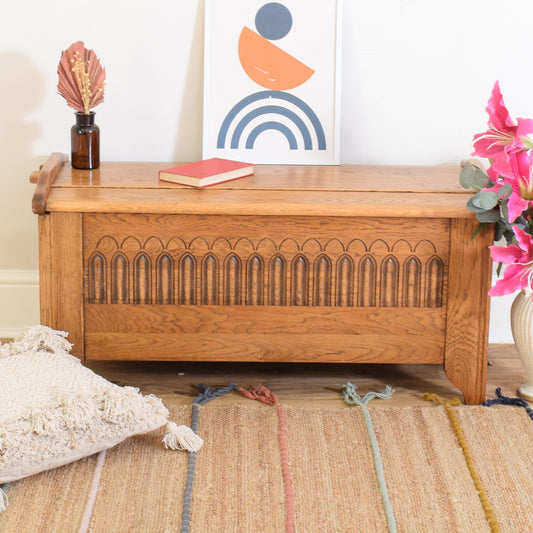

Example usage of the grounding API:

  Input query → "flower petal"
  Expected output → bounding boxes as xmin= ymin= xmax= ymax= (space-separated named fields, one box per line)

xmin=516 ymin=117 xmax=533 ymax=139
xmin=486 ymin=81 xmax=512 ymax=132
xmin=472 ymin=135 xmax=499 ymax=158
xmin=488 ymin=264 xmax=528 ymax=296
xmin=489 ymin=243 xmax=523 ymax=264
xmin=506 ymin=191 xmax=529 ymax=223
xmin=489 ymin=153 xmax=515 ymax=179
xmin=513 ymin=226 xmax=533 ymax=253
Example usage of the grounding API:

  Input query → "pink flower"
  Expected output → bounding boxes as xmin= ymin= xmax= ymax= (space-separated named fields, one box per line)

xmin=489 ymin=226 xmax=533 ymax=296
xmin=503 ymin=151 xmax=533 ymax=222
xmin=472 ymin=81 xmax=533 ymax=178
xmin=487 ymin=150 xmax=533 ymax=222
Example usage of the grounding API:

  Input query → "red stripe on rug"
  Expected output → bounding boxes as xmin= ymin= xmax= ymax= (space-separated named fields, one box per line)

xmin=238 ymin=386 xmax=295 ymax=533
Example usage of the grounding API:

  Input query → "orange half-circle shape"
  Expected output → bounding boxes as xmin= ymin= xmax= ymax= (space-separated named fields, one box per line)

xmin=238 ymin=26 xmax=315 ymax=90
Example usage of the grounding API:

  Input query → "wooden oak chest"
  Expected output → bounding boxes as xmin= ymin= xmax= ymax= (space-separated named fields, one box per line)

xmin=31 ymin=153 xmax=493 ymax=403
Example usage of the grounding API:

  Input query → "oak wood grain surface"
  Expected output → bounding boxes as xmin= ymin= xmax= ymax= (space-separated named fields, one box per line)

xmin=36 ymin=159 xmax=478 ymax=217
xmin=44 ymin=189 xmax=475 ymax=217
xmin=51 ymin=161 xmax=469 ymax=192
xmin=84 ymin=305 xmax=444 ymax=336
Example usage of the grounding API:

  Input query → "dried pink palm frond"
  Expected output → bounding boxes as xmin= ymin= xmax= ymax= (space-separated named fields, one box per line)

xmin=57 ymin=41 xmax=106 ymax=114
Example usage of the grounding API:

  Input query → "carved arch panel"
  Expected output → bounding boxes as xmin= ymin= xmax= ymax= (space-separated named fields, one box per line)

xmin=86 ymin=226 xmax=447 ymax=308
xmin=88 ymin=253 xmax=106 ymax=304
xmin=133 ymin=253 xmax=151 ymax=304
xmin=111 ymin=253 xmax=129 ymax=304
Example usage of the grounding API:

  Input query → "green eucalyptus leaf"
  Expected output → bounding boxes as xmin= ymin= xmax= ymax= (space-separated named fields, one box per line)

xmin=472 ymin=222 xmax=489 ymax=239
xmin=478 ymin=191 xmax=499 ymax=210
xmin=460 ymin=165 xmax=490 ymax=190
xmin=476 ymin=209 xmax=501 ymax=223
xmin=471 ymin=191 xmax=483 ymax=209
xmin=466 ymin=195 xmax=486 ymax=213
xmin=497 ymin=183 xmax=513 ymax=200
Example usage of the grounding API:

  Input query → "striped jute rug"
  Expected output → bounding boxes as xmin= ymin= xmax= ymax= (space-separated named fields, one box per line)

xmin=1 ymin=399 xmax=533 ymax=532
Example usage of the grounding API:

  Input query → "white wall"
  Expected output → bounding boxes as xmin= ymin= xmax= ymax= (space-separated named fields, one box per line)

xmin=2 ymin=0 xmax=532 ymax=339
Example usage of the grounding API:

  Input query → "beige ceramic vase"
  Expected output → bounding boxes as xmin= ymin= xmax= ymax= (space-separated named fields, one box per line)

xmin=510 ymin=289 xmax=533 ymax=401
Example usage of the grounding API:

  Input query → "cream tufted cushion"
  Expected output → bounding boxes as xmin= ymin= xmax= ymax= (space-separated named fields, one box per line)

xmin=0 ymin=326 xmax=170 ymax=485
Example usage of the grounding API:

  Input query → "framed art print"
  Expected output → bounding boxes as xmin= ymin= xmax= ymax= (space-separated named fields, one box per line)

xmin=203 ymin=0 xmax=342 ymax=164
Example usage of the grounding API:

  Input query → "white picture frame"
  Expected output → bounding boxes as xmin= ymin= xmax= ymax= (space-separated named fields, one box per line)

xmin=203 ymin=0 xmax=342 ymax=165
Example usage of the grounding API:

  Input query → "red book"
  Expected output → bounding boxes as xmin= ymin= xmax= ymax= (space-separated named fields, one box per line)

xmin=158 ymin=158 xmax=254 ymax=187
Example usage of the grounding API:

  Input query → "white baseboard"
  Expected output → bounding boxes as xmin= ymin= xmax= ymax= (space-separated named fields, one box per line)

xmin=0 ymin=270 xmax=40 ymax=337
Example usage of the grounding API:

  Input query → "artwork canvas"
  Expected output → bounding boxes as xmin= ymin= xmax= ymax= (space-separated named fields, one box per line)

xmin=203 ymin=0 xmax=341 ymax=165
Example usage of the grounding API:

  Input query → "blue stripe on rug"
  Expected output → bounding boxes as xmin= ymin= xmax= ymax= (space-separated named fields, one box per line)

xmin=180 ymin=384 xmax=237 ymax=533
xmin=484 ymin=387 xmax=533 ymax=421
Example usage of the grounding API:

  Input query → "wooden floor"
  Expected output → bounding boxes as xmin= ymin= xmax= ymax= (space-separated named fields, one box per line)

xmin=1 ymin=338 xmax=526 ymax=407
xmin=79 ymin=344 xmax=529 ymax=407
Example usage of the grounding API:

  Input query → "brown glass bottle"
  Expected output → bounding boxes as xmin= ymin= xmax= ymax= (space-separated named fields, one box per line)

xmin=71 ymin=111 xmax=100 ymax=169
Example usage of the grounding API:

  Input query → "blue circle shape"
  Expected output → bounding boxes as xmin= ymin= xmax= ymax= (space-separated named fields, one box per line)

xmin=255 ymin=3 xmax=292 ymax=40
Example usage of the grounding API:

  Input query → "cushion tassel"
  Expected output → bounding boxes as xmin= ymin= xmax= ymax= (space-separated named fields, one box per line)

xmin=163 ymin=422 xmax=204 ymax=452
xmin=0 ymin=486 xmax=8 ymax=513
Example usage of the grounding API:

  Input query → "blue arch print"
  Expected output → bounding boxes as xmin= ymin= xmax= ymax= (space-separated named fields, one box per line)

xmin=231 ymin=105 xmax=312 ymax=149
xmin=246 ymin=121 xmax=298 ymax=149
xmin=217 ymin=90 xmax=326 ymax=151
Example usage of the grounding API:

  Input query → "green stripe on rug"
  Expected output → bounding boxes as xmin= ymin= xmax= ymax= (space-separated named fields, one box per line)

xmin=343 ymin=383 xmax=396 ymax=533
